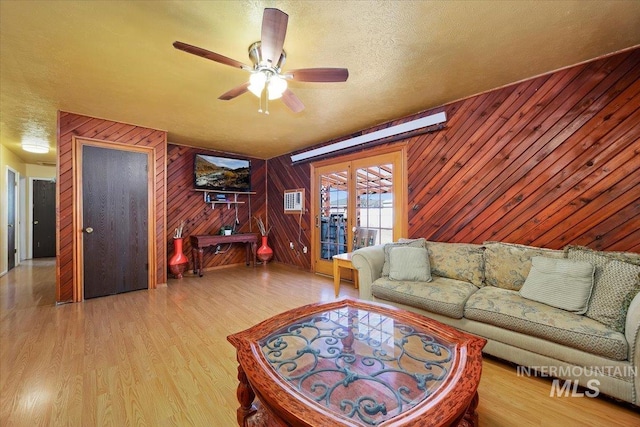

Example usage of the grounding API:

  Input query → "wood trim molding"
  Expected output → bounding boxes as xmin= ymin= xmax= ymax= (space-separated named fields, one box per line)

xmin=310 ymin=142 xmax=408 ymax=169
xmin=310 ymin=146 xmax=408 ymax=275
xmin=72 ymin=136 xmax=157 ymax=301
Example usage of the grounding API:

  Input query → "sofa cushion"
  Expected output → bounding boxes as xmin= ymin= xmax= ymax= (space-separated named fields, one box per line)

xmin=371 ymin=276 xmax=479 ymax=319
xmin=464 ymin=287 xmax=627 ymax=361
xmin=567 ymin=247 xmax=640 ymax=332
xmin=381 ymin=238 xmax=427 ymax=277
xmin=425 ymin=241 xmax=484 ymax=287
xmin=389 ymin=246 xmax=432 ymax=282
xmin=483 ymin=241 xmax=565 ymax=290
xmin=519 ymin=257 xmax=595 ymax=314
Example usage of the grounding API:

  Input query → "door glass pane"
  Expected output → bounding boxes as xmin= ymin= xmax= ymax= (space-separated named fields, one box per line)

xmin=354 ymin=164 xmax=394 ymax=250
xmin=319 ymin=170 xmax=348 ymax=260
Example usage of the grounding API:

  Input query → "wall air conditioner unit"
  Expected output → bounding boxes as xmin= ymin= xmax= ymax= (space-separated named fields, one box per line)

xmin=284 ymin=189 xmax=304 ymax=214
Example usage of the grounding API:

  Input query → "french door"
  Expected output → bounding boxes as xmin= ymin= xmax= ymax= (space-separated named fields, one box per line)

xmin=311 ymin=148 xmax=406 ymax=276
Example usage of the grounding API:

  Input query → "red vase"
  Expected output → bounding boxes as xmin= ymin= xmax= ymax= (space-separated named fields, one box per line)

xmin=256 ymin=235 xmax=273 ymax=265
xmin=169 ymin=237 xmax=189 ymax=278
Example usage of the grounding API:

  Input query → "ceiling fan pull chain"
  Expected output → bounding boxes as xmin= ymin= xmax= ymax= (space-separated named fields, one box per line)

xmin=258 ymin=91 xmax=263 ymax=113
xmin=265 ymin=92 xmax=270 ymax=115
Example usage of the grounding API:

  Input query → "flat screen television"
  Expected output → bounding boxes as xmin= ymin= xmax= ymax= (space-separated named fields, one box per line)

xmin=194 ymin=154 xmax=251 ymax=192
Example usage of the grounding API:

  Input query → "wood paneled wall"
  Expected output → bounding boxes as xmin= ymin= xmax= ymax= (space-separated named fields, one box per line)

xmin=166 ymin=145 xmax=266 ymax=272
xmin=266 ymin=156 xmax=312 ymax=270
xmin=56 ymin=112 xmax=167 ymax=302
xmin=268 ymin=47 xmax=640 ymax=270
xmin=407 ymin=49 xmax=639 ymax=250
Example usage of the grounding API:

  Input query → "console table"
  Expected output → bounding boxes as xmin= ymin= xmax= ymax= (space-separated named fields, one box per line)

xmin=190 ymin=233 xmax=258 ymax=277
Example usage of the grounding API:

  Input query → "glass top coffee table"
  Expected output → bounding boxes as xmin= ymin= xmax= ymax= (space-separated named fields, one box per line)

xmin=228 ymin=299 xmax=486 ymax=426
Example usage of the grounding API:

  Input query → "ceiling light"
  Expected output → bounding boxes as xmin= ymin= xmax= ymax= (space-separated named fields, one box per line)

xmin=21 ymin=137 xmax=49 ymax=154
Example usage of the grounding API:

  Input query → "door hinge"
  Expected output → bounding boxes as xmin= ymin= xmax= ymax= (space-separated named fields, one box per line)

xmin=145 ymin=263 xmax=149 ymax=271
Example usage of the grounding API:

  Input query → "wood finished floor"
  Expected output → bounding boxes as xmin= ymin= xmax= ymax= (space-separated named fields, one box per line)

xmin=1 ymin=259 xmax=639 ymax=426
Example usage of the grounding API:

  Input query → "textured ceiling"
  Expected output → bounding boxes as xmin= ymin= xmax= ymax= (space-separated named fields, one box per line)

xmin=1 ymin=1 xmax=639 ymax=164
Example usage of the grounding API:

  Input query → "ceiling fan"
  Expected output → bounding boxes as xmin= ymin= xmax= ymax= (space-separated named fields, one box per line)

xmin=173 ymin=8 xmax=348 ymax=114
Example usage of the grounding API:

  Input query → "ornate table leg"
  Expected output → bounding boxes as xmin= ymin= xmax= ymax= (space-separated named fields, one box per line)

xmin=197 ymin=248 xmax=204 ymax=277
xmin=192 ymin=247 xmax=199 ymax=275
xmin=340 ymin=308 xmax=357 ymax=355
xmin=458 ymin=391 xmax=479 ymax=427
xmin=236 ymin=363 xmax=256 ymax=425
xmin=251 ymin=242 xmax=257 ymax=267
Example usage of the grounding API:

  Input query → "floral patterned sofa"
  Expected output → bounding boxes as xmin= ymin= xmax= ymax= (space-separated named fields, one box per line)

xmin=351 ymin=240 xmax=640 ymax=405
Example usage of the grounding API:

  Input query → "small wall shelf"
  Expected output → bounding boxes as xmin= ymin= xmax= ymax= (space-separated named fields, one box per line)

xmin=194 ymin=189 xmax=256 ymax=210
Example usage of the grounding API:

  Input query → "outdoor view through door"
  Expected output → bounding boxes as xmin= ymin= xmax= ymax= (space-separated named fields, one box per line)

xmin=313 ymin=149 xmax=406 ymax=276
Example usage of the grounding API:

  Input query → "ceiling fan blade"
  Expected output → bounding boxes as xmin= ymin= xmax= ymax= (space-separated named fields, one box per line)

xmin=218 ymin=82 xmax=251 ymax=100
xmin=261 ymin=8 xmax=288 ymax=66
xmin=173 ymin=41 xmax=249 ymax=70
xmin=281 ymin=89 xmax=305 ymax=113
xmin=287 ymin=68 xmax=349 ymax=82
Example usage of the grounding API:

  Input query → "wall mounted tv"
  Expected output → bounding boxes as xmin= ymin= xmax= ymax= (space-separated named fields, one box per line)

xmin=194 ymin=154 xmax=251 ymax=192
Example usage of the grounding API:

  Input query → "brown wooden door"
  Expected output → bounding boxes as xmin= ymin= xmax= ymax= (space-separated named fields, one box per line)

xmin=82 ymin=145 xmax=149 ymax=299
xmin=33 ymin=179 xmax=56 ymax=258
xmin=7 ymin=169 xmax=16 ymax=270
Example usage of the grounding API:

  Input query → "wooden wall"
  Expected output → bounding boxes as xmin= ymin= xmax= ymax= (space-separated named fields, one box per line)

xmin=56 ymin=112 xmax=167 ymax=303
xmin=166 ymin=145 xmax=266 ymax=272
xmin=268 ymin=47 xmax=640 ymax=270
xmin=266 ymin=156 xmax=312 ymax=270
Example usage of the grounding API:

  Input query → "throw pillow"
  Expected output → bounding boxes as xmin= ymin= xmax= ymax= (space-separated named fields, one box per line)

xmin=566 ymin=248 xmax=611 ymax=284
xmin=584 ymin=260 xmax=640 ymax=333
xmin=388 ymin=246 xmax=432 ymax=282
xmin=382 ymin=238 xmax=427 ymax=277
xmin=519 ymin=256 xmax=595 ymax=314
xmin=566 ymin=245 xmax=640 ymax=266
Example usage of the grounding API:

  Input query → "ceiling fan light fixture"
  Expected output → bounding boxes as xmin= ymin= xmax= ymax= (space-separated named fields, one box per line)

xmin=267 ymin=75 xmax=287 ymax=100
xmin=174 ymin=8 xmax=347 ymax=113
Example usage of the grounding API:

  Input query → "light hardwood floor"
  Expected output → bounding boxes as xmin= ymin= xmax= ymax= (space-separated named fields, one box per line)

xmin=1 ymin=260 xmax=638 ymax=426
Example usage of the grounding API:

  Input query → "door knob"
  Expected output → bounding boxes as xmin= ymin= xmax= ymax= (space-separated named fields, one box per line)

xmin=34 ymin=221 xmax=39 ymax=225
xmin=8 ymin=224 xmax=13 ymax=228
xmin=84 ymin=227 xmax=94 ymax=234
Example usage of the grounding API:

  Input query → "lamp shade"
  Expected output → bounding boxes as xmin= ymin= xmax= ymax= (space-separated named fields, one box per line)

xmin=248 ymin=72 xmax=267 ymax=97
xmin=267 ymin=76 xmax=288 ymax=100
